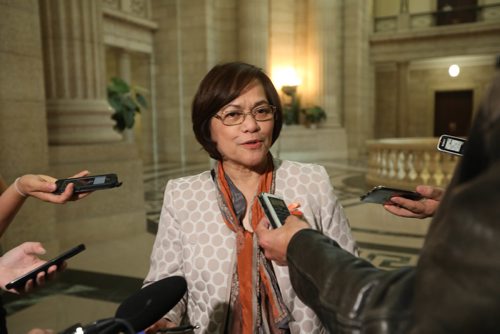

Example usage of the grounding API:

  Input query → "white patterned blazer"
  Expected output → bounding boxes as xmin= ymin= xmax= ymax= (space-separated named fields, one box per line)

xmin=144 ymin=158 xmax=357 ymax=333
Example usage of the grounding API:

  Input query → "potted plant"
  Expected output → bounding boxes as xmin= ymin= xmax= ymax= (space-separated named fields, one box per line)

xmin=302 ymin=105 xmax=326 ymax=128
xmin=107 ymin=77 xmax=147 ymax=132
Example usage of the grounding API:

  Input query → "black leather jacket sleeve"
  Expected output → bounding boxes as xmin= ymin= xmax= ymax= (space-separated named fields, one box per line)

xmin=287 ymin=229 xmax=414 ymax=334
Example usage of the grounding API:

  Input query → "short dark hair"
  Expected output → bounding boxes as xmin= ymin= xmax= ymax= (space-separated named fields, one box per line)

xmin=192 ymin=62 xmax=283 ymax=160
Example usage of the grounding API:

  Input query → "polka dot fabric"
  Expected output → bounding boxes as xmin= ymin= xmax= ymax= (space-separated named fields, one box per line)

xmin=144 ymin=158 xmax=357 ymax=333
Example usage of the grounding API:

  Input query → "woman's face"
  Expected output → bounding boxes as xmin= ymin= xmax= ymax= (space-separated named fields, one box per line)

xmin=210 ymin=81 xmax=274 ymax=170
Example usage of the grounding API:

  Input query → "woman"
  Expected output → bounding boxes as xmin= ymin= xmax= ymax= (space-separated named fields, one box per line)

xmin=144 ymin=62 xmax=357 ymax=333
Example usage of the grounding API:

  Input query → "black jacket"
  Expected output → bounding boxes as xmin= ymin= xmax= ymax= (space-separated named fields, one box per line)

xmin=287 ymin=72 xmax=500 ymax=334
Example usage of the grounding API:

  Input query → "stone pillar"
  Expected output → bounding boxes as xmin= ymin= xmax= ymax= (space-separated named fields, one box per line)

xmin=40 ymin=0 xmax=121 ymax=144
xmin=118 ymin=51 xmax=132 ymax=82
xmin=38 ymin=0 xmax=146 ymax=247
xmin=237 ymin=0 xmax=269 ymax=70
xmin=0 ymin=1 xmax=56 ymax=251
xmin=309 ymin=0 xmax=342 ymax=127
xmin=396 ymin=61 xmax=409 ymax=137
xmin=343 ymin=0 xmax=375 ymax=159
xmin=397 ymin=0 xmax=410 ymax=31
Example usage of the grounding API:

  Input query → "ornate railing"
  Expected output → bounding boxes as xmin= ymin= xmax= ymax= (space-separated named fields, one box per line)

xmin=374 ymin=3 xmax=500 ymax=32
xmin=366 ymin=138 xmax=460 ymax=189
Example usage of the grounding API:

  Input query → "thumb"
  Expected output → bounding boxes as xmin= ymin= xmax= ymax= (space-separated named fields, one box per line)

xmin=22 ymin=242 xmax=46 ymax=256
xmin=255 ymin=218 xmax=270 ymax=235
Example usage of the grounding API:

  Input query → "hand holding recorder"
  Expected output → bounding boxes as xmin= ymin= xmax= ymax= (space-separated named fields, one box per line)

xmin=53 ymin=173 xmax=122 ymax=195
xmin=256 ymin=215 xmax=311 ymax=266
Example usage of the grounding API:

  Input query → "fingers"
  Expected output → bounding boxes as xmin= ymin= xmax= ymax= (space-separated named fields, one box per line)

xmin=57 ymin=183 xmax=76 ymax=202
xmin=19 ymin=175 xmax=57 ymax=195
xmin=416 ymin=185 xmax=444 ymax=200
xmin=287 ymin=202 xmax=304 ymax=218
xmin=255 ymin=218 xmax=270 ymax=233
xmin=144 ymin=318 xmax=176 ymax=334
xmin=35 ymin=270 xmax=47 ymax=287
xmin=20 ymin=241 xmax=47 ymax=256
xmin=383 ymin=203 xmax=421 ymax=218
xmin=76 ymin=191 xmax=92 ymax=200
xmin=23 ymin=278 xmax=35 ymax=294
xmin=70 ymin=170 xmax=90 ymax=178
xmin=27 ymin=329 xmax=54 ymax=334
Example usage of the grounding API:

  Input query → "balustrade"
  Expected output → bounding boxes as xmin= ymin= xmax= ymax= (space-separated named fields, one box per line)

xmin=366 ymin=137 xmax=459 ymax=189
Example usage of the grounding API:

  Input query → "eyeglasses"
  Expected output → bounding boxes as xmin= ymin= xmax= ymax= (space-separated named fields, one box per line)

xmin=213 ymin=105 xmax=276 ymax=126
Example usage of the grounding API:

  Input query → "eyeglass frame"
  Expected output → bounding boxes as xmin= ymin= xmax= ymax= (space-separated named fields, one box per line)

xmin=213 ymin=104 xmax=277 ymax=126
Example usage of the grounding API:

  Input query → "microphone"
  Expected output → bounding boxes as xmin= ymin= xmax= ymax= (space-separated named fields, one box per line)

xmin=59 ymin=276 xmax=187 ymax=334
xmin=115 ymin=275 xmax=187 ymax=331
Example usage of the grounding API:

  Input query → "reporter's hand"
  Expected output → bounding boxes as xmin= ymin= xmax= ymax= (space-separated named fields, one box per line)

xmin=17 ymin=170 xmax=91 ymax=203
xmin=255 ymin=215 xmax=310 ymax=266
xmin=144 ymin=318 xmax=178 ymax=334
xmin=384 ymin=185 xmax=444 ymax=219
xmin=0 ymin=242 xmax=62 ymax=294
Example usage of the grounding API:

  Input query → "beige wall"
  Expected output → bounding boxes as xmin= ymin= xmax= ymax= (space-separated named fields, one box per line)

xmin=1 ymin=0 xmax=147 ymax=252
xmin=375 ymin=62 xmax=496 ymax=139
xmin=0 ymin=0 xmax=57 ymax=251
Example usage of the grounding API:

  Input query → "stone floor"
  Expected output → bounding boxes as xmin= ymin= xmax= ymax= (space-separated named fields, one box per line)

xmin=4 ymin=158 xmax=431 ymax=333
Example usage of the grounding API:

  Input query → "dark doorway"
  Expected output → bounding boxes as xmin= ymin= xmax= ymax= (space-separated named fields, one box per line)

xmin=434 ymin=90 xmax=473 ymax=137
xmin=437 ymin=0 xmax=477 ymax=25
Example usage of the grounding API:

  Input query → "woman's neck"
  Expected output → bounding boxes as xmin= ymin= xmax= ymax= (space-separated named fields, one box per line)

xmin=221 ymin=159 xmax=269 ymax=199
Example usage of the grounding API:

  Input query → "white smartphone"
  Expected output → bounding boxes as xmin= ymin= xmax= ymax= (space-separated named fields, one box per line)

xmin=437 ymin=134 xmax=467 ymax=156
xmin=257 ymin=193 xmax=290 ymax=228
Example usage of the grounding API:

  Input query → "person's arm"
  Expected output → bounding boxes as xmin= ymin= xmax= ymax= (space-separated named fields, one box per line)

xmin=286 ymin=228 xmax=414 ymax=333
xmin=384 ymin=185 xmax=444 ymax=219
xmin=257 ymin=215 xmax=414 ymax=333
xmin=0 ymin=242 xmax=61 ymax=294
xmin=0 ymin=171 xmax=89 ymax=237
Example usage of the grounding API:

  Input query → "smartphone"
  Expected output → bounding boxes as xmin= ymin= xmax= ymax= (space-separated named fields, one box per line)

xmin=5 ymin=243 xmax=86 ymax=290
xmin=437 ymin=134 xmax=466 ymax=156
xmin=360 ymin=186 xmax=423 ymax=205
xmin=257 ymin=193 xmax=290 ymax=229
xmin=54 ymin=174 xmax=122 ymax=194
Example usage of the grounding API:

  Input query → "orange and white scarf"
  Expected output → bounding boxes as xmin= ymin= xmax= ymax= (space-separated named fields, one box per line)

xmin=213 ymin=157 xmax=291 ymax=333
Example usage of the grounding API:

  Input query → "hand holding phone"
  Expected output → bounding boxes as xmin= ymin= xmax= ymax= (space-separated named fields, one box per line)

xmin=5 ymin=244 xmax=86 ymax=291
xmin=360 ymin=186 xmax=423 ymax=205
xmin=53 ymin=174 xmax=122 ymax=194
xmin=258 ymin=193 xmax=290 ymax=228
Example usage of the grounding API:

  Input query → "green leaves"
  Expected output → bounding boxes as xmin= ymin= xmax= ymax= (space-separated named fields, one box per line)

xmin=303 ymin=105 xmax=326 ymax=123
xmin=107 ymin=77 xmax=148 ymax=132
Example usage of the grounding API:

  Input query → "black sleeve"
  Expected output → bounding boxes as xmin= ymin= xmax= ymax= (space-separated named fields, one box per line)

xmin=287 ymin=229 xmax=414 ymax=333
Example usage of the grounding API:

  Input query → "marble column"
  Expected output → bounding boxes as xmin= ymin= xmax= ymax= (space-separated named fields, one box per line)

xmin=308 ymin=0 xmax=342 ymax=127
xmin=397 ymin=0 xmax=410 ymax=31
xmin=396 ymin=61 xmax=409 ymax=137
xmin=237 ymin=0 xmax=269 ymax=70
xmin=40 ymin=0 xmax=121 ymax=144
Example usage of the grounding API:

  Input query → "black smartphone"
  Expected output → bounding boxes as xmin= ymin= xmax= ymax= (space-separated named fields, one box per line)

xmin=360 ymin=186 xmax=423 ymax=205
xmin=437 ymin=134 xmax=466 ymax=156
xmin=257 ymin=193 xmax=290 ymax=229
xmin=5 ymin=243 xmax=86 ymax=290
xmin=53 ymin=173 xmax=122 ymax=194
